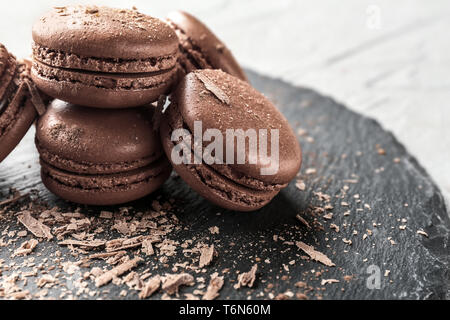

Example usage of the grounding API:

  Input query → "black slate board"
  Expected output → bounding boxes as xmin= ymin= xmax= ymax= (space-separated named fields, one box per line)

xmin=0 ymin=70 xmax=449 ymax=300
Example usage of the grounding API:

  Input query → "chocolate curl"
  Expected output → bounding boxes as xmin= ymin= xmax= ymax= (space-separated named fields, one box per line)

xmin=194 ymin=72 xmax=230 ymax=106
xmin=24 ymin=79 xmax=47 ymax=116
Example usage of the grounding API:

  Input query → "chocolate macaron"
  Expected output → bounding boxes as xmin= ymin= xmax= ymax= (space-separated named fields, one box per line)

xmin=0 ymin=44 xmax=38 ymax=163
xmin=161 ymin=69 xmax=302 ymax=211
xmin=167 ymin=11 xmax=248 ymax=82
xmin=36 ymin=100 xmax=172 ymax=205
xmin=32 ymin=5 xmax=179 ymax=108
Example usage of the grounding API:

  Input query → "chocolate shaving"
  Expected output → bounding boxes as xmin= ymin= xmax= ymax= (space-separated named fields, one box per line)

xmin=296 ymin=241 xmax=335 ymax=267
xmin=199 ymin=245 xmax=215 ymax=268
xmin=85 ymin=8 xmax=99 ymax=14
xmin=95 ymin=257 xmax=143 ymax=287
xmin=162 ymin=274 xmax=195 ymax=295
xmin=296 ymin=180 xmax=306 ymax=191
xmin=295 ymin=281 xmax=308 ymax=288
xmin=321 ymin=279 xmax=340 ymax=285
xmin=139 ymin=275 xmax=161 ymax=299
xmin=0 ymin=193 xmax=29 ymax=207
xmin=209 ymin=226 xmax=220 ymax=235
xmin=37 ymin=275 xmax=56 ymax=288
xmin=18 ymin=211 xmax=53 ymax=240
xmin=141 ymin=239 xmax=155 ymax=256
xmin=330 ymin=224 xmax=340 ymax=233
xmin=24 ymin=79 xmax=47 ymax=116
xmin=203 ymin=273 xmax=224 ymax=300
xmin=88 ymin=251 xmax=126 ymax=260
xmin=195 ymin=72 xmax=230 ymax=106
xmin=417 ymin=230 xmax=429 ymax=238
xmin=9 ymin=291 xmax=30 ymax=300
xmin=296 ymin=214 xmax=311 ymax=229
xmin=323 ymin=213 xmax=334 ymax=220
xmin=106 ymin=236 xmax=158 ymax=253
xmin=13 ymin=239 xmax=38 ymax=257
xmin=235 ymin=264 xmax=257 ymax=289
xmin=59 ymin=239 xmax=106 ymax=249
xmin=99 ymin=211 xmax=113 ymax=219
xmin=62 ymin=261 xmax=81 ymax=275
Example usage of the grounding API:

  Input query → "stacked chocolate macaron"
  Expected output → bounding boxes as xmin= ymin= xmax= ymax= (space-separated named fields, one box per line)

xmin=2 ymin=5 xmax=302 ymax=211
xmin=31 ymin=6 xmax=180 ymax=108
xmin=35 ymin=101 xmax=172 ymax=206
xmin=161 ymin=69 xmax=302 ymax=211
xmin=31 ymin=6 xmax=177 ymax=205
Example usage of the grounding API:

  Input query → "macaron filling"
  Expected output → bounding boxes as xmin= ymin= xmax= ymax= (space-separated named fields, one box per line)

xmin=41 ymin=157 xmax=171 ymax=192
xmin=185 ymin=161 xmax=278 ymax=207
xmin=36 ymin=138 xmax=164 ymax=175
xmin=33 ymin=44 xmax=179 ymax=74
xmin=33 ymin=60 xmax=177 ymax=91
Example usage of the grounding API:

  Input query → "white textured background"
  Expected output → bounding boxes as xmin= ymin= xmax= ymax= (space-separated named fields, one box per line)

xmin=1 ymin=0 xmax=449 ymax=203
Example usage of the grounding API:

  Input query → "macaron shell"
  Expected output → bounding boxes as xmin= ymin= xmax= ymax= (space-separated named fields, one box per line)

xmin=0 ymin=51 xmax=37 ymax=163
xmin=33 ymin=6 xmax=179 ymax=60
xmin=31 ymin=63 xmax=177 ymax=108
xmin=176 ymin=70 xmax=302 ymax=185
xmin=160 ymin=118 xmax=277 ymax=211
xmin=167 ymin=11 xmax=248 ymax=81
xmin=0 ymin=90 xmax=36 ymax=163
xmin=41 ymin=157 xmax=172 ymax=206
xmin=36 ymin=100 xmax=163 ymax=172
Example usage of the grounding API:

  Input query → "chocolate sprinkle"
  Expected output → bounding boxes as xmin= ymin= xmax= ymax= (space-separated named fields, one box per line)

xmin=194 ymin=72 xmax=230 ymax=106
